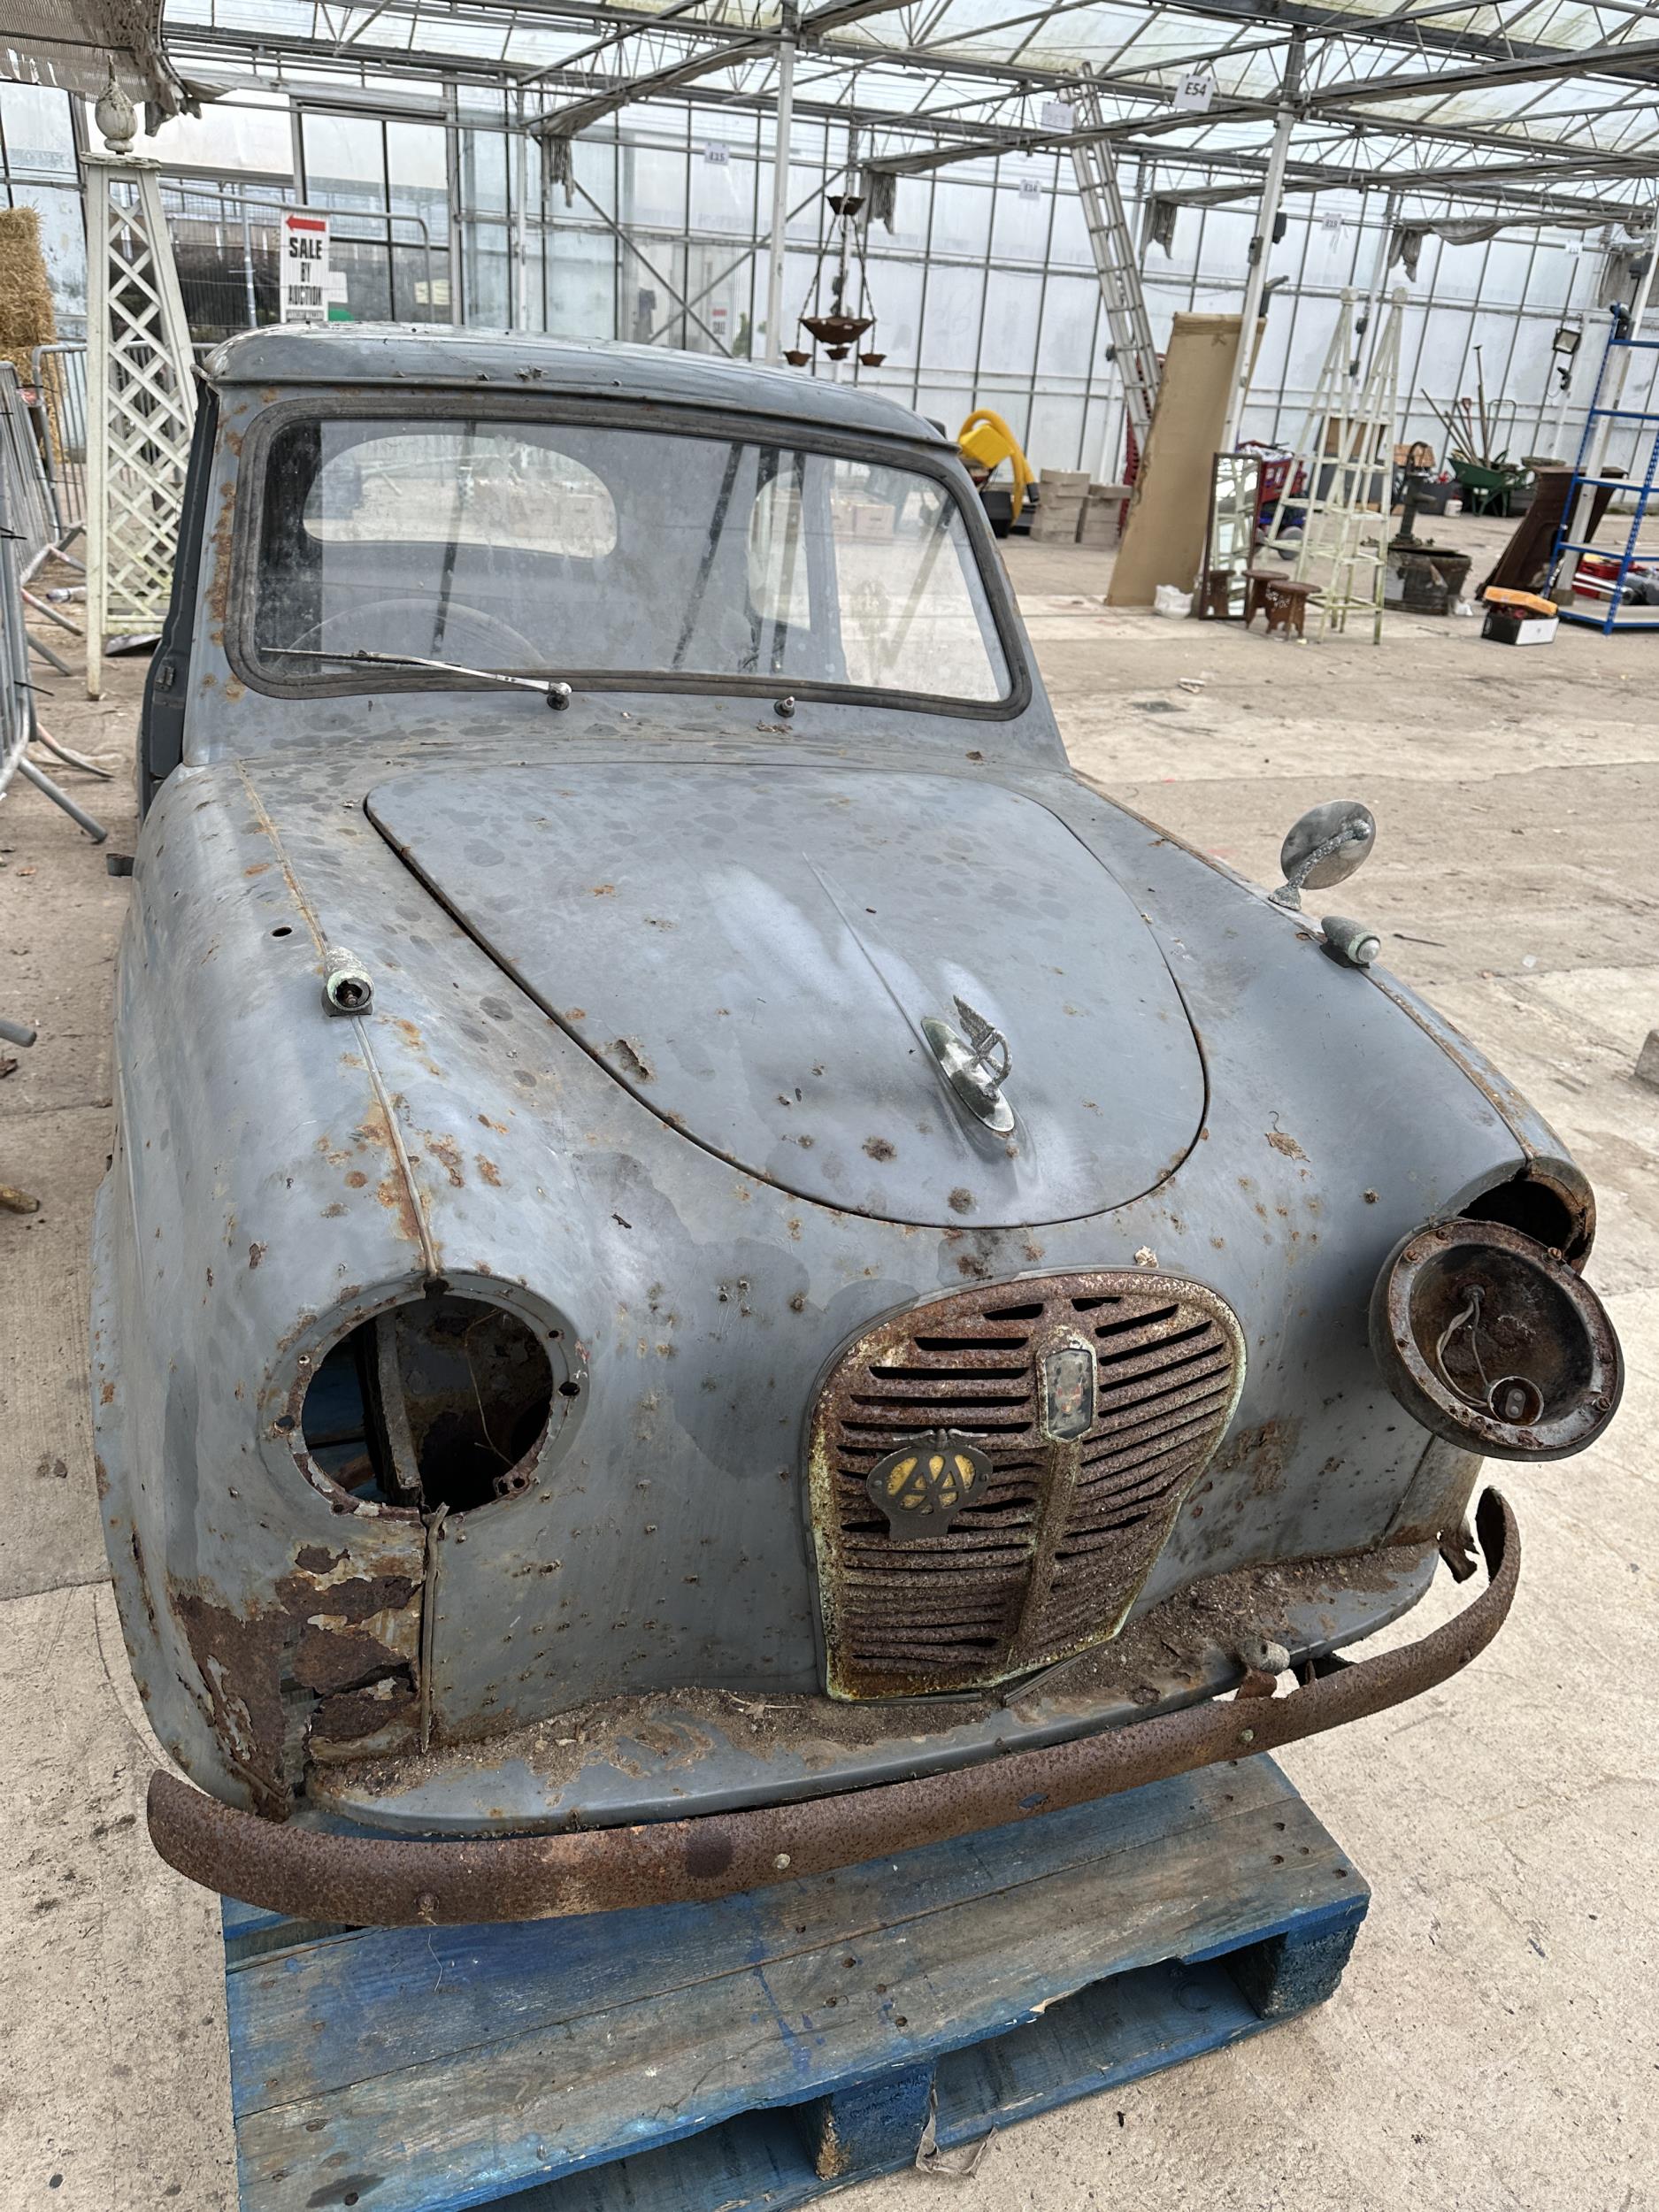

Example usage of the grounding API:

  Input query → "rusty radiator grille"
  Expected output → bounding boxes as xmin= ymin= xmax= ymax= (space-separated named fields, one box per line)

xmin=809 ymin=1272 xmax=1245 ymax=1698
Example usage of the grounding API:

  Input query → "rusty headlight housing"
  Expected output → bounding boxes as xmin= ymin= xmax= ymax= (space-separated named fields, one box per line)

xmin=1370 ymin=1218 xmax=1621 ymax=1462
xmin=287 ymin=1280 xmax=584 ymax=1515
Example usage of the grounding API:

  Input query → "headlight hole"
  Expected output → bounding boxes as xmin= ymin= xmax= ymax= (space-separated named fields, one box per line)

xmin=1460 ymin=1171 xmax=1591 ymax=1266
xmin=297 ymin=1291 xmax=571 ymax=1514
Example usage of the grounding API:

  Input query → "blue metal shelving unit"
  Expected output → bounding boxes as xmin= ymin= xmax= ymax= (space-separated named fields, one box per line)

xmin=1548 ymin=307 xmax=1659 ymax=634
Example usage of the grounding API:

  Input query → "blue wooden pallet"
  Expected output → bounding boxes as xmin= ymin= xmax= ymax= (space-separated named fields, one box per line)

xmin=222 ymin=1755 xmax=1367 ymax=2212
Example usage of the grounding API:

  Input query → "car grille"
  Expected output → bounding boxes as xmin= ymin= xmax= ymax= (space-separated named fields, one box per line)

xmin=808 ymin=1271 xmax=1246 ymax=1698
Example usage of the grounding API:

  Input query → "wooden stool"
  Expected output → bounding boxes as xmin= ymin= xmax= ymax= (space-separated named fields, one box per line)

xmin=1245 ymin=568 xmax=1317 ymax=639
xmin=1200 ymin=565 xmax=1236 ymax=619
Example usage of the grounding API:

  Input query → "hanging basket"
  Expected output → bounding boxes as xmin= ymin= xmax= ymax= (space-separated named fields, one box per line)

xmin=802 ymin=312 xmax=873 ymax=349
xmin=782 ymin=348 xmax=813 ymax=367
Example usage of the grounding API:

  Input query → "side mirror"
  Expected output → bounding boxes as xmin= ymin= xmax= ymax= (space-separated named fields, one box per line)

xmin=1270 ymin=800 xmax=1376 ymax=910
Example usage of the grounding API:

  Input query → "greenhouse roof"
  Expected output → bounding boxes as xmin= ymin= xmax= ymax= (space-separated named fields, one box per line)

xmin=161 ymin=0 xmax=1659 ymax=219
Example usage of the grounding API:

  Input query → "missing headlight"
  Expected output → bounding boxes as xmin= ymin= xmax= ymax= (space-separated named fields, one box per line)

xmin=298 ymin=1291 xmax=567 ymax=1513
xmin=1460 ymin=1168 xmax=1593 ymax=1269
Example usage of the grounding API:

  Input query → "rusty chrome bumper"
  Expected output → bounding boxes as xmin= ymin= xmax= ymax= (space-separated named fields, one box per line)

xmin=149 ymin=1489 xmax=1517 ymax=1928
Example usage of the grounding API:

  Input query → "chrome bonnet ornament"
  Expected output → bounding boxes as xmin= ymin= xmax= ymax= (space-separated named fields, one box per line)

xmin=922 ymin=995 xmax=1015 ymax=1132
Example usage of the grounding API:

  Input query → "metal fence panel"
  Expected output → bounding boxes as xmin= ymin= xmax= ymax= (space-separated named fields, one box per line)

xmin=159 ymin=179 xmax=442 ymax=342
xmin=0 ymin=362 xmax=58 ymax=580
xmin=31 ymin=341 xmax=87 ymax=542
xmin=0 ymin=451 xmax=34 ymax=802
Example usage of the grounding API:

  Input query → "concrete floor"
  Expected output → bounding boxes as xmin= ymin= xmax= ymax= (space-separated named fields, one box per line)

xmin=2 ymin=514 xmax=1655 ymax=2211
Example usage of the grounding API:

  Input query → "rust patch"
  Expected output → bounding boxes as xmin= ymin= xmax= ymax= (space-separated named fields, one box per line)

xmin=292 ymin=1624 xmax=410 ymax=1696
xmin=248 ymin=1241 xmax=266 ymax=1269
xmin=204 ymin=474 xmax=236 ymax=644
xmin=311 ymin=1677 xmax=419 ymax=1745
xmin=272 ymin=1570 xmax=419 ymax=1622
xmin=243 ymin=862 xmax=271 ymax=879
xmin=170 ymin=1591 xmax=293 ymax=1816
xmin=393 ymin=1017 xmax=444 ymax=1079
xmin=1211 ymin=1417 xmax=1302 ymax=1500
xmin=477 ymin=1156 xmax=502 ymax=1187
xmin=354 ymin=1099 xmax=425 ymax=1247
xmin=428 ymin=1134 xmax=465 ymax=1188
xmin=171 ymin=1562 xmax=423 ymax=1816
xmin=100 ymin=1380 xmax=115 ymax=1405
xmin=863 ymin=1137 xmax=896 ymax=1162
xmin=130 ymin=1532 xmax=160 ymax=1637
xmin=1266 ymin=1129 xmax=1308 ymax=1162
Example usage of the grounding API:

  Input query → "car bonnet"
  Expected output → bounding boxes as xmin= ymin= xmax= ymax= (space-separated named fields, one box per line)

xmin=365 ymin=759 xmax=1206 ymax=1229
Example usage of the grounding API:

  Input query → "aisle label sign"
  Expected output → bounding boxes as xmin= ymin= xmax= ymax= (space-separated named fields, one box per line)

xmin=280 ymin=211 xmax=344 ymax=322
xmin=1040 ymin=98 xmax=1073 ymax=130
xmin=1172 ymin=70 xmax=1216 ymax=112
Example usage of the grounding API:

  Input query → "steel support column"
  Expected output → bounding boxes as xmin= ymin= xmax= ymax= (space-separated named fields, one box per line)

xmin=764 ymin=6 xmax=799 ymax=365
xmin=1220 ymin=31 xmax=1304 ymax=455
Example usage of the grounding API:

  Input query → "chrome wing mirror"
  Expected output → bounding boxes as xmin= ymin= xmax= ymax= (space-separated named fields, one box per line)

xmin=1270 ymin=800 xmax=1376 ymax=910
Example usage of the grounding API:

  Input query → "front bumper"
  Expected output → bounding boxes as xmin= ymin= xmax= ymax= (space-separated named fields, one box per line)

xmin=148 ymin=1489 xmax=1517 ymax=1926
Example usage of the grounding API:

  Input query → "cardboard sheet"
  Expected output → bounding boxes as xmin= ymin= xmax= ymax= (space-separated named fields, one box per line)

xmin=1108 ymin=313 xmax=1257 ymax=608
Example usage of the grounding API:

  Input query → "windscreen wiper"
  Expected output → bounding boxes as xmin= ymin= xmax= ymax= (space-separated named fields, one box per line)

xmin=271 ymin=646 xmax=572 ymax=709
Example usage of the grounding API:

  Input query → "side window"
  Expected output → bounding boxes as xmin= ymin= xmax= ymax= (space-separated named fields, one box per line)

xmin=830 ymin=460 xmax=1000 ymax=701
xmin=740 ymin=453 xmax=1003 ymax=700
xmin=746 ymin=465 xmax=810 ymax=627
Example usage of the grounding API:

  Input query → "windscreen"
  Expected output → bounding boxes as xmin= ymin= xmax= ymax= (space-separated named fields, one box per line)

xmin=248 ymin=416 xmax=1010 ymax=705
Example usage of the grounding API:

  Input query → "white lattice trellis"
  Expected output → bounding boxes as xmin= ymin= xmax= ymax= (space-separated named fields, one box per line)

xmin=85 ymin=153 xmax=197 ymax=700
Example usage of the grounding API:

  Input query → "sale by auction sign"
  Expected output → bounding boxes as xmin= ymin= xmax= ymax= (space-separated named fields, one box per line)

xmin=280 ymin=212 xmax=347 ymax=322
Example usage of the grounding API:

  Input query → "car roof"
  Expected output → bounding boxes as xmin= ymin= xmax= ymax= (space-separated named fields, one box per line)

xmin=204 ymin=325 xmax=950 ymax=447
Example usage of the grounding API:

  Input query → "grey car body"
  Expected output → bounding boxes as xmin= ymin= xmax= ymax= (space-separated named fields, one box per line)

xmin=96 ymin=328 xmax=1609 ymax=1880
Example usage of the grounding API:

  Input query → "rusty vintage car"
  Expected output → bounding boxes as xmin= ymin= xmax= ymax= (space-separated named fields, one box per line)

xmin=97 ymin=326 xmax=1621 ymax=1924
